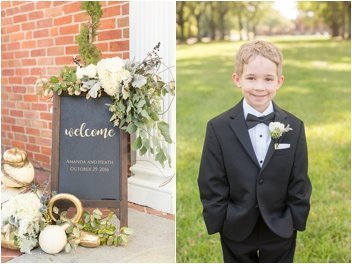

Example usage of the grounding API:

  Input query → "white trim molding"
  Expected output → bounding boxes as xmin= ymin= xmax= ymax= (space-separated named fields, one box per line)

xmin=129 ymin=1 xmax=176 ymax=214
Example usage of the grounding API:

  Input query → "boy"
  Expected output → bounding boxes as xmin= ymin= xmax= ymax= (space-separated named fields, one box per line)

xmin=197 ymin=40 xmax=312 ymax=263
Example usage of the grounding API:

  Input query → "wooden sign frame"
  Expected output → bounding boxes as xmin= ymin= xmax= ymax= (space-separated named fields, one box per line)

xmin=51 ymin=93 xmax=128 ymax=227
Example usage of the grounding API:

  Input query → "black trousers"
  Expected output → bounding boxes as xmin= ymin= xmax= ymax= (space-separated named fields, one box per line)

xmin=220 ymin=215 xmax=297 ymax=263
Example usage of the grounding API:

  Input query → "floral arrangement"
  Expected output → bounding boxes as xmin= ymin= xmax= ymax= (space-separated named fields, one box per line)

xmin=1 ymin=191 xmax=50 ymax=254
xmin=37 ymin=43 xmax=175 ymax=167
xmin=269 ymin=122 xmax=292 ymax=149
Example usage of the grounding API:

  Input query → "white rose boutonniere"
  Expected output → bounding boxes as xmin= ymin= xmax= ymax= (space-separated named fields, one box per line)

xmin=269 ymin=122 xmax=293 ymax=149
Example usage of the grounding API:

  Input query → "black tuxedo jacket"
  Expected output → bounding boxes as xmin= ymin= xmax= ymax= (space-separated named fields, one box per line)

xmin=198 ymin=99 xmax=312 ymax=242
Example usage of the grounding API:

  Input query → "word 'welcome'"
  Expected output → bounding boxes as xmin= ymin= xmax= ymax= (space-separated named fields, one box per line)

xmin=64 ymin=123 xmax=115 ymax=138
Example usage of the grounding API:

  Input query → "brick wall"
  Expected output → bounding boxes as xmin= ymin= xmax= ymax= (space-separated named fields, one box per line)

xmin=1 ymin=1 xmax=129 ymax=170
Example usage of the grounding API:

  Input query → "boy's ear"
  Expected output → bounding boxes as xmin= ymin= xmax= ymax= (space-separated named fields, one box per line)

xmin=277 ymin=75 xmax=285 ymax=90
xmin=232 ymin=73 xmax=241 ymax=87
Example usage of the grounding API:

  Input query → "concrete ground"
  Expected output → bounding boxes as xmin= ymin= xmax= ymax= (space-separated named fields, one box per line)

xmin=4 ymin=208 xmax=175 ymax=263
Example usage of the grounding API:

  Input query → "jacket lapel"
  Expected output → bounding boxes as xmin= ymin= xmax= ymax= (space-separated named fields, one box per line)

xmin=229 ymin=100 xmax=260 ymax=168
xmin=261 ymin=102 xmax=289 ymax=172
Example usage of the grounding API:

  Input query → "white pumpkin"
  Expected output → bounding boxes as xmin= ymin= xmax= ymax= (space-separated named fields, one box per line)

xmin=1 ymin=162 xmax=35 ymax=188
xmin=39 ymin=225 xmax=67 ymax=254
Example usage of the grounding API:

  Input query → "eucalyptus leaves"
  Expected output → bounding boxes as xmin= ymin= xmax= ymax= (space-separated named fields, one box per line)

xmin=54 ymin=207 xmax=133 ymax=253
xmin=38 ymin=43 xmax=175 ymax=167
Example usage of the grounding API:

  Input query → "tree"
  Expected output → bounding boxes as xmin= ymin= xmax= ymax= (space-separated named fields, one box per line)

xmin=76 ymin=1 xmax=103 ymax=65
xmin=188 ymin=2 xmax=206 ymax=42
xmin=176 ymin=2 xmax=188 ymax=43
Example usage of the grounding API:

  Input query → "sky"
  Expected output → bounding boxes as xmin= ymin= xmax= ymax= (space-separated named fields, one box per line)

xmin=274 ymin=0 xmax=298 ymax=20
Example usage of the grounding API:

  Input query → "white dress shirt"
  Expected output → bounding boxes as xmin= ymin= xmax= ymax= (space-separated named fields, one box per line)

xmin=243 ymin=99 xmax=273 ymax=167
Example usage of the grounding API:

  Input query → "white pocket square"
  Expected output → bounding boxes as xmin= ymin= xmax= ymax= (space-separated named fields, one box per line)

xmin=276 ymin=143 xmax=290 ymax=150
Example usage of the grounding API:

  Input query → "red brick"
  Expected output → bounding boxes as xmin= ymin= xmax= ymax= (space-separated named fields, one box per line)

xmin=117 ymin=17 xmax=128 ymax=27
xmin=2 ymin=69 xmax=14 ymax=76
xmin=28 ymin=136 xmax=36 ymax=144
xmin=26 ymin=127 xmax=40 ymax=135
xmin=3 ymin=116 xmax=16 ymax=124
xmin=73 ymin=12 xmax=89 ymax=23
xmin=96 ymin=43 xmax=109 ymax=52
xmin=23 ymin=77 xmax=37 ymax=84
xmin=50 ymin=27 xmax=59 ymax=37
xmin=12 ymin=1 xmax=26 ymax=6
xmin=25 ymin=31 xmax=33 ymax=39
xmin=63 ymin=2 xmax=82 ymax=14
xmin=21 ymin=21 xmax=36 ymax=31
xmin=14 ymin=133 xmax=27 ymax=142
xmin=22 ymin=40 xmax=36 ymax=49
xmin=10 ymin=110 xmax=23 ymax=117
xmin=59 ymin=24 xmax=78 ymax=35
xmin=14 ymin=50 xmax=29 ymax=58
xmin=31 ymin=68 xmax=44 ymax=75
xmin=40 ymin=112 xmax=52 ymax=121
xmin=8 ymin=77 xmax=23 ymax=84
xmin=12 ymin=125 xmax=25 ymax=133
xmin=19 ymin=2 xmax=35 ymax=12
xmin=7 ymin=59 xmax=22 ymax=68
xmin=2 ymin=52 xmax=13 ymax=60
xmin=24 ymin=94 xmax=39 ymax=102
xmin=38 ymin=57 xmax=54 ymax=65
xmin=1 ymin=17 xmax=12 ymax=26
xmin=44 ymin=6 xmax=63 ymax=17
xmin=47 ymin=46 xmax=64 ymax=56
xmin=109 ymin=40 xmax=129 ymax=52
xmin=36 ymin=2 xmax=51 ymax=9
xmin=24 ymin=111 xmax=39 ymax=119
xmin=54 ymin=15 xmax=72 ymax=25
xmin=6 ymin=24 xmax=20 ymax=33
xmin=34 ymin=153 xmax=50 ymax=164
xmin=37 ymin=18 xmax=53 ymax=28
xmin=123 ymin=28 xmax=129 ymax=38
xmin=26 ymin=144 xmax=40 ymax=153
xmin=121 ymin=3 xmax=129 ymax=15
xmin=47 ymin=66 xmax=64 ymax=75
xmin=31 ymin=119 xmax=47 ymax=129
xmin=9 ymin=32 xmax=25 ymax=42
xmin=22 ymin=59 xmax=36 ymax=66
xmin=13 ymin=141 xmax=25 ymax=149
xmin=55 ymin=36 xmax=74 ymax=45
xmin=13 ymin=14 xmax=27 ymax=23
xmin=38 ymin=38 xmax=54 ymax=47
xmin=55 ymin=56 xmax=72 ymax=65
xmin=53 ymin=1 xmax=66 ymax=6
xmin=33 ymin=29 xmax=49 ymax=38
xmin=16 ymin=102 xmax=31 ymax=110
xmin=13 ymin=86 xmax=26 ymax=93
xmin=99 ymin=18 xmax=116 ymax=30
xmin=65 ymin=45 xmax=78 ymax=55
xmin=98 ymin=29 xmax=122 ymax=41
xmin=41 ymin=130 xmax=52 ymax=139
xmin=5 ymin=6 xmax=19 ymax=17
xmin=15 ymin=68 xmax=30 ymax=75
xmin=1 ymin=2 xmax=11 ymax=8
xmin=32 ymin=103 xmax=47 ymax=111
xmin=103 ymin=6 xmax=121 ymax=18
xmin=36 ymin=137 xmax=51 ymax=146
xmin=28 ymin=10 xmax=44 ymax=20
xmin=41 ymin=146 xmax=51 ymax=155
xmin=31 ymin=49 xmax=46 ymax=57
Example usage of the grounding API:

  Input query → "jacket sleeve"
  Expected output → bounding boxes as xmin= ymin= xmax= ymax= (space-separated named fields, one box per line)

xmin=287 ymin=122 xmax=312 ymax=231
xmin=197 ymin=121 xmax=229 ymax=235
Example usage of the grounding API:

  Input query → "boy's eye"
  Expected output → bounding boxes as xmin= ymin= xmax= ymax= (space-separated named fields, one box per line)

xmin=265 ymin=78 xmax=273 ymax=82
xmin=246 ymin=77 xmax=255 ymax=80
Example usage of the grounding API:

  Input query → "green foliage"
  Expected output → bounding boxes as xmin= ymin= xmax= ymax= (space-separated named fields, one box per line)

xmin=176 ymin=37 xmax=350 ymax=262
xmin=55 ymin=207 xmax=133 ymax=253
xmin=76 ymin=1 xmax=103 ymax=65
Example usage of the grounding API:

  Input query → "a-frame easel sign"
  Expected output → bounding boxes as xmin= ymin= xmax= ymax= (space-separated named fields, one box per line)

xmin=51 ymin=92 xmax=128 ymax=227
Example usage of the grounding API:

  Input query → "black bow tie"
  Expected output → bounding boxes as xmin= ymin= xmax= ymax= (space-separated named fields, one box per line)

xmin=245 ymin=112 xmax=275 ymax=129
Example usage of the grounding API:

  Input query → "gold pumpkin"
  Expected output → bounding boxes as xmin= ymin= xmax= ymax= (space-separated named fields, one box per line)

xmin=1 ymin=147 xmax=35 ymax=188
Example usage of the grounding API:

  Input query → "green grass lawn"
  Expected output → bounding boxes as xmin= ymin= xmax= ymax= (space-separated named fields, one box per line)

xmin=176 ymin=36 xmax=351 ymax=263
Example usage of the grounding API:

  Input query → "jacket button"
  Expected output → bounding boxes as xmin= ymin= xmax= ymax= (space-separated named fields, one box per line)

xmin=258 ymin=179 xmax=264 ymax=184
xmin=255 ymin=204 xmax=259 ymax=208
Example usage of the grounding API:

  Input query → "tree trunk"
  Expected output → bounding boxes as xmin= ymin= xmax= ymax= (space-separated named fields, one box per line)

xmin=196 ymin=14 xmax=202 ymax=42
xmin=238 ymin=12 xmax=243 ymax=41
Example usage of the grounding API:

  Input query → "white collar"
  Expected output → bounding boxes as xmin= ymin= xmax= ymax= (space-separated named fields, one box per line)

xmin=243 ymin=98 xmax=274 ymax=118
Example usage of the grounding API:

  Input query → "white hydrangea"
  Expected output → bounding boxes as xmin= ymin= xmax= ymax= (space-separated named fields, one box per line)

xmin=84 ymin=64 xmax=97 ymax=78
xmin=97 ymin=57 xmax=125 ymax=96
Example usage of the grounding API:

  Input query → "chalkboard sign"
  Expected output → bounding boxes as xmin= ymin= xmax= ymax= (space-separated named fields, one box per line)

xmin=51 ymin=93 xmax=128 ymax=227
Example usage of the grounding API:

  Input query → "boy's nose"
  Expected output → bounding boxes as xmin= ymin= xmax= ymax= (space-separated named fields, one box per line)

xmin=253 ymin=82 xmax=265 ymax=91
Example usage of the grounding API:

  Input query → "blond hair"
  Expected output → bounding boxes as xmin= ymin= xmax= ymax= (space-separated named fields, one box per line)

xmin=235 ymin=40 xmax=283 ymax=76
